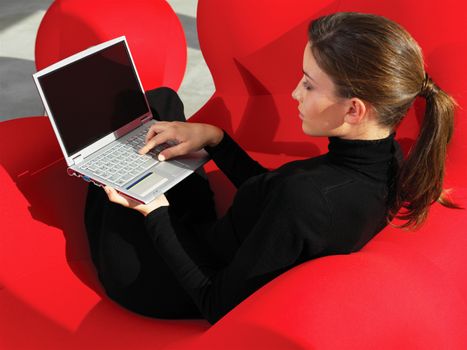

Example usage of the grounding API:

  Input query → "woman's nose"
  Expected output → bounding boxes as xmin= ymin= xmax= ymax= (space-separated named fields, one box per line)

xmin=292 ymin=80 xmax=303 ymax=101
xmin=291 ymin=86 xmax=300 ymax=101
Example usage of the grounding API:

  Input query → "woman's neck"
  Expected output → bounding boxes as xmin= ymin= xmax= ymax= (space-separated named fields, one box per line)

xmin=338 ymin=121 xmax=392 ymax=141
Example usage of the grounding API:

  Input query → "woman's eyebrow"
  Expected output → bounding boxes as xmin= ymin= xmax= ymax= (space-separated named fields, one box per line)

xmin=302 ymin=69 xmax=316 ymax=83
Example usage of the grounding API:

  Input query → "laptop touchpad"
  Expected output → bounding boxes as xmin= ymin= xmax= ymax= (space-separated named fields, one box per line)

xmin=128 ymin=172 xmax=168 ymax=197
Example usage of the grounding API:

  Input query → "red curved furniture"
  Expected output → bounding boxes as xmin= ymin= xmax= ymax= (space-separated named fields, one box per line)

xmin=34 ymin=0 xmax=187 ymax=91
xmin=2 ymin=0 xmax=467 ymax=349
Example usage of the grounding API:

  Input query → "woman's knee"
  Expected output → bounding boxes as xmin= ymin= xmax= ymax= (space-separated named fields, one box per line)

xmin=145 ymin=86 xmax=186 ymax=122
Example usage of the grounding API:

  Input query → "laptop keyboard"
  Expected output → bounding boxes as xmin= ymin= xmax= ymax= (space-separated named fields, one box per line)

xmin=80 ymin=125 xmax=172 ymax=187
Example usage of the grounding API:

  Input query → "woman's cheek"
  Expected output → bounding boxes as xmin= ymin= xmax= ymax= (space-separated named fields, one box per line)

xmin=303 ymin=101 xmax=315 ymax=120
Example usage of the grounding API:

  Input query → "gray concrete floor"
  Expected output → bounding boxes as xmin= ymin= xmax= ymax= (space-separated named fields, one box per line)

xmin=0 ymin=0 xmax=214 ymax=122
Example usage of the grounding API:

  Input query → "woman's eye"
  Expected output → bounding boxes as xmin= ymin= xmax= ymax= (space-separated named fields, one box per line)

xmin=302 ymin=80 xmax=313 ymax=91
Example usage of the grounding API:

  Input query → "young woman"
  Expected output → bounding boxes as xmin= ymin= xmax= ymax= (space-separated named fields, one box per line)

xmin=85 ymin=12 xmax=457 ymax=324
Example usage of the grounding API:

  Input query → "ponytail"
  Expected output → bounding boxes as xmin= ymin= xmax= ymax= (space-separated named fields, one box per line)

xmin=390 ymin=73 xmax=461 ymax=229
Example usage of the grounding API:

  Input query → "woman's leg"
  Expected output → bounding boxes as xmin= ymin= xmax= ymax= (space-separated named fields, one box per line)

xmin=84 ymin=87 xmax=218 ymax=319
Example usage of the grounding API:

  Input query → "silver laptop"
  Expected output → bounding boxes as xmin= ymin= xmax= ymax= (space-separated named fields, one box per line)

xmin=33 ymin=36 xmax=209 ymax=204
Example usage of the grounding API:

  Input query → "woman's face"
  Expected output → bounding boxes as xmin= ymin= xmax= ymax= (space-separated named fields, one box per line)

xmin=292 ymin=43 xmax=349 ymax=137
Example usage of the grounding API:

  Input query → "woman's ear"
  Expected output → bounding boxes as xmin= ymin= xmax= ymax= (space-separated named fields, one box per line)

xmin=343 ymin=98 xmax=367 ymax=125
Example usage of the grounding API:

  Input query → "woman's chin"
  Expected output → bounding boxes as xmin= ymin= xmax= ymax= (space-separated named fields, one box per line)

xmin=302 ymin=125 xmax=319 ymax=137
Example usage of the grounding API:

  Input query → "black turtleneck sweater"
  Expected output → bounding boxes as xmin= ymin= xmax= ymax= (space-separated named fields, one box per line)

xmin=144 ymin=131 xmax=402 ymax=324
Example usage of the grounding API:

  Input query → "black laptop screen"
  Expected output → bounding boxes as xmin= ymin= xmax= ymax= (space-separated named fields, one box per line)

xmin=38 ymin=41 xmax=149 ymax=156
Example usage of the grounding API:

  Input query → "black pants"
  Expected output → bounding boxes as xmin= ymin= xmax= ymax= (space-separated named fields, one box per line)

xmin=84 ymin=87 xmax=217 ymax=319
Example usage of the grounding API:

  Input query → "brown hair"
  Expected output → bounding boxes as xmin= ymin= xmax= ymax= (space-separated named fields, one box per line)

xmin=308 ymin=12 xmax=460 ymax=229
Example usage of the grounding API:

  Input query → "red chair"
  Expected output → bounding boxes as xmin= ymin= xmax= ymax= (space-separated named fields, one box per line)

xmin=2 ymin=0 xmax=467 ymax=349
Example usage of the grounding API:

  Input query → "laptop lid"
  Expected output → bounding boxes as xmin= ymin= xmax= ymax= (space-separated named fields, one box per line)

xmin=33 ymin=36 xmax=152 ymax=167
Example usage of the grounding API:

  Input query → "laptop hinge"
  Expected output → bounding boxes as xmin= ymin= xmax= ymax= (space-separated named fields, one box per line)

xmin=72 ymin=154 xmax=84 ymax=165
xmin=141 ymin=115 xmax=152 ymax=123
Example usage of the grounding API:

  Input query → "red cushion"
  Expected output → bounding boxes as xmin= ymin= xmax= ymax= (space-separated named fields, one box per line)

xmin=35 ymin=0 xmax=187 ymax=91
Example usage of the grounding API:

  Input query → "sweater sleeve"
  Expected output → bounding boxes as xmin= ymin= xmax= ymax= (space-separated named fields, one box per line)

xmin=144 ymin=178 xmax=329 ymax=324
xmin=203 ymin=130 xmax=269 ymax=188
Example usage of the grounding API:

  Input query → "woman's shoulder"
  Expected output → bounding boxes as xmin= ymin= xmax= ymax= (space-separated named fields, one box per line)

xmin=248 ymin=156 xmax=360 ymax=207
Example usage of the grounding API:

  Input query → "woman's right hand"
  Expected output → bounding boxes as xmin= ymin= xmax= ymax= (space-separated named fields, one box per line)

xmin=138 ymin=121 xmax=224 ymax=161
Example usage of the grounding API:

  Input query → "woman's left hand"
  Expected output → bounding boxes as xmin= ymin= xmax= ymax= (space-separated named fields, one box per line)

xmin=104 ymin=186 xmax=169 ymax=217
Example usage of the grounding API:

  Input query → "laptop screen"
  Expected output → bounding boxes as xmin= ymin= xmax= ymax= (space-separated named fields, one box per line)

xmin=37 ymin=41 xmax=149 ymax=156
